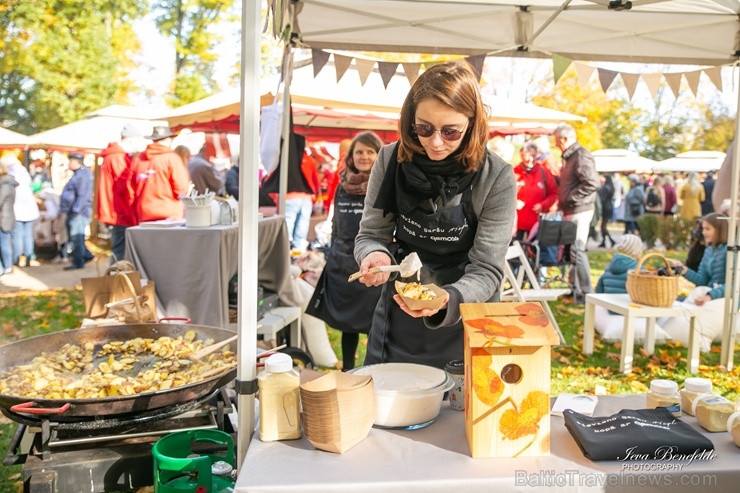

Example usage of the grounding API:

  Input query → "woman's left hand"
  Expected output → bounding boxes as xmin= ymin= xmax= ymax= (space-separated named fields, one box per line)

xmin=694 ymin=294 xmax=712 ymax=306
xmin=393 ymin=293 xmax=449 ymax=318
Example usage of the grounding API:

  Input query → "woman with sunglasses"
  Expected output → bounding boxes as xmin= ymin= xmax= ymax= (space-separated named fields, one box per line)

xmin=354 ymin=61 xmax=516 ymax=369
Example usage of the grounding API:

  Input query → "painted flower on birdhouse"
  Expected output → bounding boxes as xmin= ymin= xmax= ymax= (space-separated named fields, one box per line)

xmin=499 ymin=390 xmax=550 ymax=457
xmin=514 ymin=303 xmax=549 ymax=327
xmin=465 ymin=318 xmax=524 ymax=340
xmin=471 ymin=350 xmax=504 ymax=407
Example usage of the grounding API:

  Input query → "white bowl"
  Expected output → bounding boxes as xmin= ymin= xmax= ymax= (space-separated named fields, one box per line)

xmin=350 ymin=363 xmax=455 ymax=429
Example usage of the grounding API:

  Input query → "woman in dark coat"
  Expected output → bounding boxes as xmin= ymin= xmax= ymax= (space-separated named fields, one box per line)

xmin=623 ymin=174 xmax=644 ymax=235
xmin=306 ymin=132 xmax=384 ymax=370
xmin=598 ymin=174 xmax=615 ymax=247
xmin=0 ymin=157 xmax=18 ymax=276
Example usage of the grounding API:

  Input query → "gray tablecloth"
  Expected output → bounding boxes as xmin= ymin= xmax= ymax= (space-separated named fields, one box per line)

xmin=125 ymin=216 xmax=293 ymax=328
xmin=235 ymin=394 xmax=738 ymax=493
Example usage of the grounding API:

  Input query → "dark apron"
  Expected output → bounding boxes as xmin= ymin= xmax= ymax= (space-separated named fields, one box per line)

xmin=365 ymin=178 xmax=479 ymax=369
xmin=306 ymin=190 xmax=382 ymax=333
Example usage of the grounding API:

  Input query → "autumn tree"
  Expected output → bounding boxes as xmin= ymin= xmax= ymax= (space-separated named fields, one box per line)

xmin=0 ymin=0 xmax=147 ymax=134
xmin=152 ymin=0 xmax=237 ymax=107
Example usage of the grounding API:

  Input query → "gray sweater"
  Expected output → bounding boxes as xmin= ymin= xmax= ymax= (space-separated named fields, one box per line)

xmin=354 ymin=144 xmax=516 ymax=326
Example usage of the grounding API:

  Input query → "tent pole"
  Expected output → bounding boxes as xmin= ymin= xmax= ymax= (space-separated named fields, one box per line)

xmin=720 ymin=65 xmax=740 ymax=369
xmin=278 ymin=44 xmax=294 ymax=218
xmin=236 ymin=0 xmax=261 ymax=467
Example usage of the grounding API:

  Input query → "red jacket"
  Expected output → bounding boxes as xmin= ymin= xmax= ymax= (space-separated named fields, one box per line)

xmin=513 ymin=162 xmax=558 ymax=233
xmin=131 ymin=143 xmax=189 ymax=223
xmin=97 ymin=142 xmax=136 ymax=226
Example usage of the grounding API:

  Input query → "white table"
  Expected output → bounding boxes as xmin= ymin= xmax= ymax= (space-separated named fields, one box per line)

xmin=235 ymin=395 xmax=739 ymax=493
xmin=583 ymin=293 xmax=699 ymax=374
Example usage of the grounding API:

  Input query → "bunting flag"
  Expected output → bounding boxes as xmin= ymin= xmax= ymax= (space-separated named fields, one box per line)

xmin=663 ymin=72 xmax=683 ymax=99
xmin=552 ymin=54 xmax=572 ymax=84
xmin=465 ymin=54 xmax=486 ymax=81
xmin=355 ymin=58 xmax=375 ymax=86
xmin=704 ymin=66 xmax=723 ymax=92
xmin=621 ymin=72 xmax=640 ymax=100
xmin=402 ymin=62 xmax=421 ymax=86
xmin=334 ymin=54 xmax=353 ymax=83
xmin=311 ymin=48 xmax=330 ymax=78
xmin=684 ymin=70 xmax=701 ymax=97
xmin=641 ymin=73 xmax=663 ymax=100
xmin=574 ymin=62 xmax=596 ymax=88
xmin=378 ymin=61 xmax=399 ymax=89
xmin=597 ymin=68 xmax=619 ymax=93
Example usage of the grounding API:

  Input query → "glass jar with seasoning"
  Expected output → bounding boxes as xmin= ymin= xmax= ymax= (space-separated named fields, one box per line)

xmin=646 ymin=379 xmax=681 ymax=417
xmin=694 ymin=395 xmax=737 ymax=432
xmin=680 ymin=377 xmax=713 ymax=416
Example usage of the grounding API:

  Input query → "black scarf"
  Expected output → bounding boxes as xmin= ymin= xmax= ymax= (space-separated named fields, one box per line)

xmin=375 ymin=144 xmax=478 ymax=215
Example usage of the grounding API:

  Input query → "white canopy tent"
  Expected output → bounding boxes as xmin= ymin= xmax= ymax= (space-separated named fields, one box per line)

xmin=0 ymin=126 xmax=30 ymax=150
xmin=654 ymin=150 xmax=727 ymax=173
xmin=29 ymin=105 xmax=166 ymax=153
xmin=592 ymin=148 xmax=657 ymax=173
xmin=236 ymin=0 xmax=740 ymax=464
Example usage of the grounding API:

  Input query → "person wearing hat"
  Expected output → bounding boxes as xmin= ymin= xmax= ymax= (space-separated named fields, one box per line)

xmin=97 ymin=123 xmax=147 ymax=264
xmin=60 ymin=152 xmax=94 ymax=270
xmin=594 ymin=234 xmax=672 ymax=344
xmin=130 ymin=126 xmax=189 ymax=223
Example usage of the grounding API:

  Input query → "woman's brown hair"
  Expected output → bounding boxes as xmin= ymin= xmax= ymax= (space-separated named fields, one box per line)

xmin=345 ymin=131 xmax=384 ymax=173
xmin=397 ymin=61 xmax=489 ymax=171
xmin=702 ymin=212 xmax=728 ymax=245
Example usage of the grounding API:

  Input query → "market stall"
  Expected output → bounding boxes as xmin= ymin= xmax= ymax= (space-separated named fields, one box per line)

xmin=653 ymin=151 xmax=727 ymax=173
xmin=592 ymin=149 xmax=658 ymax=174
xmin=0 ymin=126 xmax=30 ymax=150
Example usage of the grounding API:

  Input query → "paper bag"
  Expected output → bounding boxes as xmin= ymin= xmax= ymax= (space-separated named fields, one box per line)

xmin=81 ymin=261 xmax=154 ymax=319
xmin=106 ymin=273 xmax=156 ymax=323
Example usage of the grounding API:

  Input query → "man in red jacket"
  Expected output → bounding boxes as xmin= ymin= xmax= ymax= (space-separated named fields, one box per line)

xmin=97 ymin=123 xmax=146 ymax=263
xmin=131 ymin=126 xmax=189 ymax=223
xmin=513 ymin=142 xmax=558 ymax=241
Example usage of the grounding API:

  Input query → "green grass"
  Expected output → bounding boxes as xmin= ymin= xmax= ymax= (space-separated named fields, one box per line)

xmin=2 ymin=250 xmax=740 ymax=493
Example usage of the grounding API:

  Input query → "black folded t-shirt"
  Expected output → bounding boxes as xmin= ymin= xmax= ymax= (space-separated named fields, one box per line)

xmin=563 ymin=408 xmax=714 ymax=461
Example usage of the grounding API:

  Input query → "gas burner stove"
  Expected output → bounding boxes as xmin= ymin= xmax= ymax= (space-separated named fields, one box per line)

xmin=3 ymin=388 xmax=237 ymax=493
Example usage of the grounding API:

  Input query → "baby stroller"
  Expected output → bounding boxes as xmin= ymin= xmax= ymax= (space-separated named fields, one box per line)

xmin=520 ymin=213 xmax=579 ymax=294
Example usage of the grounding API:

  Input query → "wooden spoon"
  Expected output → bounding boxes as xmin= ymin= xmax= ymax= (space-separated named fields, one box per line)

xmin=192 ymin=335 xmax=237 ymax=361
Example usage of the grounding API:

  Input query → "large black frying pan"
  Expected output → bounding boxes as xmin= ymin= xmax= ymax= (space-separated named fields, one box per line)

xmin=0 ymin=323 xmax=237 ymax=421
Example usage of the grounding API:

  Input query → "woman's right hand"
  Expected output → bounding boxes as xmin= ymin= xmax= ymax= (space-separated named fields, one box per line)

xmin=358 ymin=251 xmax=393 ymax=287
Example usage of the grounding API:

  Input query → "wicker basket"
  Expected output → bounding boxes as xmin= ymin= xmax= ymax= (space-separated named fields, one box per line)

xmin=626 ymin=253 xmax=679 ymax=307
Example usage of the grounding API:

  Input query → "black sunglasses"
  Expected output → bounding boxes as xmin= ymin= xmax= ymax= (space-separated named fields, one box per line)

xmin=412 ymin=123 xmax=466 ymax=142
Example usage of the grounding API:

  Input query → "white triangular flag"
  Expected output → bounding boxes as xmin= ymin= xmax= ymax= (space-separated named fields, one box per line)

xmin=574 ymin=62 xmax=596 ymax=88
xmin=641 ymin=73 xmax=663 ymax=100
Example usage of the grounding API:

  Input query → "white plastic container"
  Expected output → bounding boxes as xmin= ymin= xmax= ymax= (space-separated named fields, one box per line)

xmin=726 ymin=411 xmax=740 ymax=447
xmin=350 ymin=363 xmax=455 ymax=429
xmin=185 ymin=205 xmax=212 ymax=227
xmin=258 ymin=353 xmax=301 ymax=441
xmin=646 ymin=379 xmax=681 ymax=417
xmin=681 ymin=378 xmax=713 ymax=416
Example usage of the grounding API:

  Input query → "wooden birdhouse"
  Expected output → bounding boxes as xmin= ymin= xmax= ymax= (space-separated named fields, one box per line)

xmin=460 ymin=302 xmax=559 ymax=459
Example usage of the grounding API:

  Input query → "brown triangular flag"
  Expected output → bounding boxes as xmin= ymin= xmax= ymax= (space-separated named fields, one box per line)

xmin=574 ymin=62 xmax=596 ymax=88
xmin=621 ymin=72 xmax=640 ymax=100
xmin=664 ymin=72 xmax=682 ymax=98
xmin=378 ymin=62 xmax=399 ymax=89
xmin=552 ymin=54 xmax=572 ymax=84
xmin=704 ymin=67 xmax=723 ymax=93
xmin=465 ymin=54 xmax=486 ymax=81
xmin=598 ymin=68 xmax=619 ymax=93
xmin=312 ymin=49 xmax=331 ymax=78
xmin=355 ymin=58 xmax=375 ymax=86
xmin=402 ymin=62 xmax=421 ymax=86
xmin=334 ymin=54 xmax=353 ymax=83
xmin=684 ymin=70 xmax=701 ymax=97
xmin=641 ymin=73 xmax=663 ymax=100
